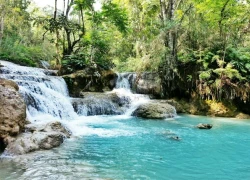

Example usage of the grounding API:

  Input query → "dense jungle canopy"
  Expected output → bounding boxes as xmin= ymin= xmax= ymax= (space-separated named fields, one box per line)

xmin=1 ymin=0 xmax=250 ymax=101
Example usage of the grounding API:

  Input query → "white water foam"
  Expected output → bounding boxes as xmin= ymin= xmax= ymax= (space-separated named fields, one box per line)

xmin=63 ymin=115 xmax=148 ymax=137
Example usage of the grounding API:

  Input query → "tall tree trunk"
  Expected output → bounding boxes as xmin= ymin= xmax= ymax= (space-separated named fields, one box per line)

xmin=159 ymin=0 xmax=178 ymax=97
xmin=0 ymin=16 xmax=4 ymax=44
xmin=54 ymin=0 xmax=61 ymax=66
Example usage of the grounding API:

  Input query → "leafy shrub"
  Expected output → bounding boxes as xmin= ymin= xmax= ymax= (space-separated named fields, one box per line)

xmin=0 ymin=36 xmax=55 ymax=67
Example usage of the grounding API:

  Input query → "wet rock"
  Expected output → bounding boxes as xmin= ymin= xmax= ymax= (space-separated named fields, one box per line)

xmin=0 ymin=79 xmax=26 ymax=147
xmin=71 ymin=92 xmax=131 ymax=116
xmin=135 ymin=72 xmax=162 ymax=98
xmin=152 ymin=99 xmax=188 ymax=113
xmin=132 ymin=102 xmax=176 ymax=119
xmin=38 ymin=60 xmax=51 ymax=69
xmin=4 ymin=121 xmax=71 ymax=155
xmin=170 ymin=136 xmax=181 ymax=141
xmin=43 ymin=69 xmax=58 ymax=76
xmin=63 ymin=69 xmax=117 ymax=97
xmin=196 ymin=123 xmax=213 ymax=129
xmin=43 ymin=121 xmax=71 ymax=138
xmin=235 ymin=113 xmax=250 ymax=119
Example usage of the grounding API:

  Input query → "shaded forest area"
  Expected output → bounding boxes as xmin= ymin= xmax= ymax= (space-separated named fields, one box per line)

xmin=1 ymin=0 xmax=250 ymax=108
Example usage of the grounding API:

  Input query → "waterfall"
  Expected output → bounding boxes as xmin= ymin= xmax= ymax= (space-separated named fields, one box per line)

xmin=0 ymin=61 xmax=150 ymax=122
xmin=115 ymin=72 xmax=136 ymax=90
xmin=114 ymin=73 xmax=149 ymax=115
xmin=0 ymin=61 xmax=77 ymax=121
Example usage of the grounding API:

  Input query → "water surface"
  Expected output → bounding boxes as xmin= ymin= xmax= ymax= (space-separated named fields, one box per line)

xmin=1 ymin=115 xmax=250 ymax=180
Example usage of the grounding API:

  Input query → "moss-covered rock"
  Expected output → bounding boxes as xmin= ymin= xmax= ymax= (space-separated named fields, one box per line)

xmin=171 ymin=98 xmax=239 ymax=117
xmin=132 ymin=102 xmax=176 ymax=119
xmin=235 ymin=113 xmax=250 ymax=119
xmin=62 ymin=68 xmax=117 ymax=97
xmin=135 ymin=72 xmax=162 ymax=98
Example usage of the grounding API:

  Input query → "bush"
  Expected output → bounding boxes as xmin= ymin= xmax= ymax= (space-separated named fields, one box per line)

xmin=0 ymin=36 xmax=55 ymax=67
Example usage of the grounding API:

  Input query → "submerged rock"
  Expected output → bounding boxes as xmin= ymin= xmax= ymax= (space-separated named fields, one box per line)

xmin=132 ymin=102 xmax=176 ymax=119
xmin=170 ymin=136 xmax=181 ymax=141
xmin=0 ymin=79 xmax=26 ymax=147
xmin=196 ymin=123 xmax=213 ymax=129
xmin=4 ymin=121 xmax=71 ymax=155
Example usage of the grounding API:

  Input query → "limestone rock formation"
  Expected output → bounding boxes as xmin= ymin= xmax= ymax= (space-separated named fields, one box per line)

xmin=235 ymin=113 xmax=250 ymax=119
xmin=132 ymin=102 xmax=176 ymax=119
xmin=63 ymin=69 xmax=117 ymax=97
xmin=4 ymin=121 xmax=71 ymax=155
xmin=71 ymin=92 xmax=131 ymax=116
xmin=135 ymin=72 xmax=162 ymax=98
xmin=0 ymin=78 xmax=26 ymax=147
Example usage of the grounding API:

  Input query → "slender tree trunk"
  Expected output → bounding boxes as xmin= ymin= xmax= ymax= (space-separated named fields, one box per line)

xmin=54 ymin=0 xmax=61 ymax=66
xmin=80 ymin=9 xmax=86 ymax=35
xmin=219 ymin=0 xmax=230 ymax=38
xmin=0 ymin=16 xmax=4 ymax=44
xmin=159 ymin=0 xmax=178 ymax=97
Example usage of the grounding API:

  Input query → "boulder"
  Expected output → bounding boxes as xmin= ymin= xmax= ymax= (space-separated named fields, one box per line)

xmin=235 ymin=113 xmax=250 ymax=119
xmin=4 ymin=121 xmax=71 ymax=155
xmin=132 ymin=102 xmax=176 ymax=119
xmin=152 ymin=99 xmax=189 ymax=113
xmin=135 ymin=72 xmax=162 ymax=98
xmin=196 ymin=123 xmax=213 ymax=129
xmin=63 ymin=69 xmax=117 ymax=97
xmin=0 ymin=79 xmax=26 ymax=147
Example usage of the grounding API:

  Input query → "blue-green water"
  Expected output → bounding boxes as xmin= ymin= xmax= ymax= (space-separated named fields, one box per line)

xmin=1 ymin=115 xmax=250 ymax=180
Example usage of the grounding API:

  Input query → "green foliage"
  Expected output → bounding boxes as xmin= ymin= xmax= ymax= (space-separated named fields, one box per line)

xmin=101 ymin=2 xmax=128 ymax=33
xmin=0 ymin=35 xmax=55 ymax=66
xmin=62 ymin=30 xmax=115 ymax=73
xmin=199 ymin=70 xmax=212 ymax=80
xmin=0 ymin=0 xmax=56 ymax=67
xmin=62 ymin=53 xmax=88 ymax=73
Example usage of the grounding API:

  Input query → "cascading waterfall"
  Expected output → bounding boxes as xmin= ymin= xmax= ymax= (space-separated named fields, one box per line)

xmin=70 ymin=73 xmax=149 ymax=117
xmin=113 ymin=72 xmax=149 ymax=115
xmin=0 ymin=61 xmax=149 ymax=123
xmin=0 ymin=61 xmax=77 ymax=121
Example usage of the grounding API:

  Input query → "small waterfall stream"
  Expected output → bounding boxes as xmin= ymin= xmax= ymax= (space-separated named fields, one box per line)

xmin=115 ymin=72 xmax=136 ymax=89
xmin=114 ymin=73 xmax=149 ymax=115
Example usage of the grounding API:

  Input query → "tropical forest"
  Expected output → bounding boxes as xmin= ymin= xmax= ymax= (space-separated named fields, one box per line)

xmin=0 ymin=0 xmax=250 ymax=179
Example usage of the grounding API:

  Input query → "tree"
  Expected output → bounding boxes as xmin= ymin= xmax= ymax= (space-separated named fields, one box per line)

xmin=36 ymin=0 xmax=128 ymax=71
xmin=0 ymin=0 xmax=56 ymax=66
